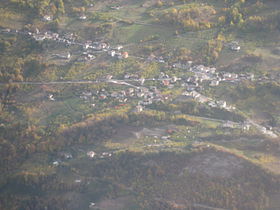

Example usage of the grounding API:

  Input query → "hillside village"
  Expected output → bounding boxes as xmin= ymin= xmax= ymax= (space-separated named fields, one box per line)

xmin=0 ymin=0 xmax=280 ymax=209
xmin=1 ymin=26 xmax=278 ymax=139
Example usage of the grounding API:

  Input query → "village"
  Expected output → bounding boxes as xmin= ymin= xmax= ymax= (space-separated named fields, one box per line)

xmin=4 ymin=24 xmax=274 ymax=175
xmin=1 ymin=27 xmax=279 ymax=140
xmin=1 ymin=0 xmax=280 ymax=209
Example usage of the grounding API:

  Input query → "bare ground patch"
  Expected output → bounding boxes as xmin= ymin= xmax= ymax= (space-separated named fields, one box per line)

xmin=265 ymin=161 xmax=280 ymax=175
xmin=113 ymin=124 xmax=177 ymax=142
xmin=97 ymin=196 xmax=134 ymax=210
xmin=182 ymin=152 xmax=244 ymax=178
xmin=219 ymin=54 xmax=262 ymax=73
xmin=268 ymin=193 xmax=280 ymax=210
xmin=112 ymin=125 xmax=142 ymax=143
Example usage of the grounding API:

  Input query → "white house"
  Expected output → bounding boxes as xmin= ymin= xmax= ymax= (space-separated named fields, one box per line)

xmin=43 ymin=15 xmax=52 ymax=22
xmin=87 ymin=151 xmax=95 ymax=159
xmin=210 ymin=80 xmax=219 ymax=86
xmin=79 ymin=15 xmax=87 ymax=20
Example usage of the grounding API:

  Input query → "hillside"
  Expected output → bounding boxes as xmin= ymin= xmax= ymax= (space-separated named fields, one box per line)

xmin=0 ymin=0 xmax=280 ymax=209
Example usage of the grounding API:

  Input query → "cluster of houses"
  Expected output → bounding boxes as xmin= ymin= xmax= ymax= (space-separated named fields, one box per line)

xmin=21 ymin=27 xmax=265 ymax=136
xmin=52 ymin=52 xmax=71 ymax=60
xmin=181 ymin=81 xmax=238 ymax=110
xmin=110 ymin=6 xmax=122 ymax=10
xmin=208 ymin=100 xmax=236 ymax=111
xmin=48 ymin=94 xmax=55 ymax=101
xmin=172 ymin=61 xmax=193 ymax=69
xmin=147 ymin=54 xmax=167 ymax=63
xmin=171 ymin=61 xmax=255 ymax=89
xmin=227 ymin=41 xmax=241 ymax=51
xmin=86 ymin=150 xmax=112 ymax=159
xmin=52 ymin=150 xmax=113 ymax=166
xmin=79 ymin=14 xmax=87 ymax=20
xmin=42 ymin=13 xmax=89 ymax=22
xmin=79 ymin=52 xmax=96 ymax=62
xmin=2 ymin=27 xmax=276 ymax=138
xmin=42 ymin=15 xmax=53 ymax=22
xmin=79 ymin=83 xmax=168 ymax=112
xmin=0 ymin=27 xmax=129 ymax=62
xmin=72 ymin=55 xmax=257 ymax=114
xmin=221 ymin=120 xmax=251 ymax=130
xmin=108 ymin=49 xmax=129 ymax=59
xmin=182 ymin=90 xmax=210 ymax=103
xmin=181 ymin=90 xmax=235 ymax=110
xmin=32 ymin=30 xmax=71 ymax=43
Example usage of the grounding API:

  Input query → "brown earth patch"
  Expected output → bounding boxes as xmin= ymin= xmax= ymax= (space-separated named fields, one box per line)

xmin=182 ymin=152 xmax=244 ymax=178
xmin=97 ymin=196 xmax=134 ymax=210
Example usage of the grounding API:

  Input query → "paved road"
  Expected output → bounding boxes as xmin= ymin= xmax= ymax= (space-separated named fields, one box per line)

xmin=1 ymin=80 xmax=278 ymax=138
xmin=0 ymin=77 xmax=176 ymax=86
xmin=193 ymin=203 xmax=229 ymax=210
xmin=247 ymin=119 xmax=278 ymax=138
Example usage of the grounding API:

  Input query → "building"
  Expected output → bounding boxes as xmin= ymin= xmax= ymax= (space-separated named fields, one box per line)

xmin=126 ymin=88 xmax=135 ymax=95
xmin=171 ymin=76 xmax=180 ymax=83
xmin=83 ymin=43 xmax=90 ymax=50
xmin=87 ymin=151 xmax=95 ymax=158
xmin=210 ymin=80 xmax=219 ymax=86
xmin=54 ymin=52 xmax=71 ymax=59
xmin=229 ymin=41 xmax=241 ymax=51
xmin=109 ymin=50 xmax=116 ymax=57
xmin=122 ymin=51 xmax=129 ymax=59
xmin=209 ymin=67 xmax=216 ymax=74
xmin=99 ymin=94 xmax=107 ymax=100
xmin=208 ymin=101 xmax=217 ymax=108
xmin=49 ymin=94 xmax=55 ymax=101
xmin=222 ymin=121 xmax=236 ymax=128
xmin=134 ymin=105 xmax=144 ymax=112
xmin=197 ymin=95 xmax=210 ymax=103
xmin=79 ymin=15 xmax=87 ymax=20
xmin=190 ymin=91 xmax=201 ymax=99
xmin=33 ymin=34 xmax=46 ymax=41
xmin=106 ymin=75 xmax=113 ymax=80
xmin=242 ymin=123 xmax=251 ymax=131
xmin=43 ymin=15 xmax=52 ymax=21
xmin=216 ymin=100 xmax=227 ymax=108
xmin=110 ymin=6 xmax=121 ymax=10
xmin=162 ymin=79 xmax=170 ymax=86
xmin=112 ymin=45 xmax=123 ymax=50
